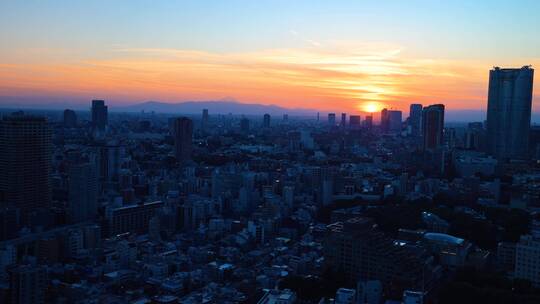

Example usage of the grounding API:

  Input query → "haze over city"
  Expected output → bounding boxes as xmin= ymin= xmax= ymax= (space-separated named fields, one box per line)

xmin=1 ymin=0 xmax=539 ymax=120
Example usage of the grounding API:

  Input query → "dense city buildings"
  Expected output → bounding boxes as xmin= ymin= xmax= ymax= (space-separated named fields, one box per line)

xmin=0 ymin=66 xmax=537 ymax=303
xmin=486 ymin=66 xmax=534 ymax=160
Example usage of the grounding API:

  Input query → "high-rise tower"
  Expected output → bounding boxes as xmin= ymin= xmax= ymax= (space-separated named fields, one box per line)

xmin=91 ymin=99 xmax=108 ymax=134
xmin=172 ymin=117 xmax=193 ymax=162
xmin=263 ymin=113 xmax=271 ymax=128
xmin=0 ymin=114 xmax=52 ymax=223
xmin=486 ymin=66 xmax=534 ymax=159
xmin=202 ymin=109 xmax=209 ymax=130
xmin=422 ymin=104 xmax=445 ymax=151
xmin=409 ymin=104 xmax=423 ymax=136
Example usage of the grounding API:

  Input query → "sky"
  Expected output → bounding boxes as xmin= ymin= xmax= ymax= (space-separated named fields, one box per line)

xmin=1 ymin=0 xmax=539 ymax=117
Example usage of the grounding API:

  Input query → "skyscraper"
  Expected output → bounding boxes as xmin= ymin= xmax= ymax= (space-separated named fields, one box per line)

xmin=172 ymin=117 xmax=193 ymax=162
xmin=91 ymin=99 xmax=108 ymax=133
xmin=349 ymin=115 xmax=361 ymax=128
xmin=68 ymin=163 xmax=98 ymax=223
xmin=240 ymin=117 xmax=250 ymax=133
xmin=388 ymin=110 xmax=403 ymax=133
xmin=328 ymin=113 xmax=336 ymax=126
xmin=486 ymin=66 xmax=534 ymax=159
xmin=409 ymin=104 xmax=423 ymax=136
xmin=0 ymin=114 xmax=51 ymax=223
xmin=380 ymin=109 xmax=388 ymax=132
xmin=364 ymin=115 xmax=373 ymax=129
xmin=263 ymin=113 xmax=271 ymax=128
xmin=341 ymin=113 xmax=347 ymax=127
xmin=422 ymin=104 xmax=445 ymax=151
xmin=63 ymin=109 xmax=77 ymax=128
xmin=202 ymin=109 xmax=209 ymax=130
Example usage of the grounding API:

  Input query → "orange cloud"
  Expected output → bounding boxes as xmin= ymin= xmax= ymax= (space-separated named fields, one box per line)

xmin=0 ymin=45 xmax=539 ymax=114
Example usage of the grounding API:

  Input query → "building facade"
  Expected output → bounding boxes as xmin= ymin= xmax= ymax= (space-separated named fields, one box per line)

xmin=486 ymin=66 xmax=534 ymax=160
xmin=0 ymin=114 xmax=52 ymax=224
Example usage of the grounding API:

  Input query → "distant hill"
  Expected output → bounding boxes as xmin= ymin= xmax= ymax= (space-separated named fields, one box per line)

xmin=118 ymin=101 xmax=318 ymax=116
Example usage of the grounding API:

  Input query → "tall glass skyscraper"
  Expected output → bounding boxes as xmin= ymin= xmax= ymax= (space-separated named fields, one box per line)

xmin=409 ymin=104 xmax=423 ymax=136
xmin=172 ymin=117 xmax=193 ymax=162
xmin=486 ymin=66 xmax=534 ymax=160
xmin=91 ymin=99 xmax=108 ymax=134
xmin=422 ymin=104 xmax=445 ymax=151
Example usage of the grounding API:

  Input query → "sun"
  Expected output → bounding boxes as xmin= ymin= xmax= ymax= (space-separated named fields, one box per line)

xmin=360 ymin=102 xmax=384 ymax=113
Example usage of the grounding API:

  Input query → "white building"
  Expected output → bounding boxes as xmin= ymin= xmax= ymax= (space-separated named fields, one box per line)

xmin=335 ymin=288 xmax=356 ymax=304
xmin=257 ymin=289 xmax=296 ymax=304
xmin=515 ymin=235 xmax=540 ymax=286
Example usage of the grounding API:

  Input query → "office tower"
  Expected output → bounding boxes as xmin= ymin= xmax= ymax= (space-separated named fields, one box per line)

xmin=328 ymin=113 xmax=336 ymax=126
xmin=0 ymin=114 xmax=51 ymax=223
xmin=63 ymin=109 xmax=77 ymax=128
xmin=409 ymin=104 xmax=423 ymax=136
xmin=380 ymin=109 xmax=388 ymax=132
xmin=388 ymin=110 xmax=403 ymax=133
xmin=283 ymin=114 xmax=288 ymax=122
xmin=91 ymin=99 xmax=108 ymax=133
xmin=263 ymin=113 xmax=271 ymax=128
xmin=349 ymin=115 xmax=361 ymax=128
xmin=8 ymin=264 xmax=47 ymax=304
xmin=68 ymin=163 xmax=98 ymax=223
xmin=486 ymin=66 xmax=534 ymax=160
xmin=240 ymin=117 xmax=250 ymax=133
xmin=341 ymin=113 xmax=347 ymax=127
xmin=172 ymin=117 xmax=193 ymax=162
xmin=364 ymin=115 xmax=373 ymax=129
xmin=317 ymin=112 xmax=320 ymax=122
xmin=514 ymin=235 xmax=540 ymax=287
xmin=422 ymin=104 xmax=445 ymax=151
xmin=202 ymin=109 xmax=209 ymax=129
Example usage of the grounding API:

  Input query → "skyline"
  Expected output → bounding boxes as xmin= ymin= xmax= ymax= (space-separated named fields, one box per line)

xmin=1 ymin=1 xmax=539 ymax=117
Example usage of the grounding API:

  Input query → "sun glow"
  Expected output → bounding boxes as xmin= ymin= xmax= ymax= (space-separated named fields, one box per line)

xmin=360 ymin=102 xmax=384 ymax=113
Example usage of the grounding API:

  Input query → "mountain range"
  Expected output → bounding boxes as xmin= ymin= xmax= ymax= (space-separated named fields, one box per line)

xmin=117 ymin=101 xmax=318 ymax=116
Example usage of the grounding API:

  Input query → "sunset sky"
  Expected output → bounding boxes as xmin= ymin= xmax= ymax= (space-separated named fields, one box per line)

xmin=1 ymin=0 xmax=539 ymax=116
